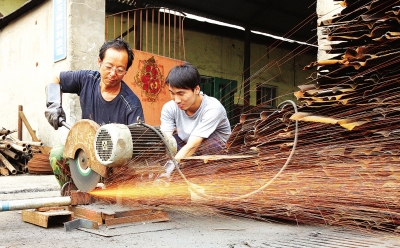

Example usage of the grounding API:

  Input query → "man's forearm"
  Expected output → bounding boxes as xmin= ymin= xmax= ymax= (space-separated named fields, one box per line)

xmin=174 ymin=135 xmax=204 ymax=162
xmin=175 ymin=145 xmax=198 ymax=162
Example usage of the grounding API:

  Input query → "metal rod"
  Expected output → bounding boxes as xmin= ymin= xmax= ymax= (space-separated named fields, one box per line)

xmin=163 ymin=10 xmax=165 ymax=56
xmin=127 ymin=11 xmax=130 ymax=43
xmin=145 ymin=9 xmax=148 ymax=52
xmin=134 ymin=11 xmax=136 ymax=49
xmin=105 ymin=16 xmax=109 ymax=40
xmin=0 ymin=197 xmax=71 ymax=211
xmin=120 ymin=12 xmax=123 ymax=38
xmin=179 ymin=15 xmax=182 ymax=60
xmin=182 ymin=18 xmax=186 ymax=60
xmin=152 ymin=8 xmax=154 ymax=54
xmin=140 ymin=10 xmax=142 ymax=50
xmin=60 ymin=120 xmax=71 ymax=130
xmin=113 ymin=15 xmax=116 ymax=39
xmin=174 ymin=12 xmax=176 ymax=59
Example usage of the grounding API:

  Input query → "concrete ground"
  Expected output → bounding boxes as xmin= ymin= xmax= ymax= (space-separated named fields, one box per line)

xmin=0 ymin=174 xmax=399 ymax=248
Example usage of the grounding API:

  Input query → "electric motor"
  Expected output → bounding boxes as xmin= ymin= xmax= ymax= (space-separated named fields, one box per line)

xmin=94 ymin=123 xmax=171 ymax=167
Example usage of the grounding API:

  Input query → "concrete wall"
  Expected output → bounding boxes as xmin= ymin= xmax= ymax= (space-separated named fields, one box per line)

xmin=0 ymin=0 xmax=105 ymax=147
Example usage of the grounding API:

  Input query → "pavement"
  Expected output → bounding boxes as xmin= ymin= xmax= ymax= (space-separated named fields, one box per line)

xmin=0 ymin=174 xmax=399 ymax=248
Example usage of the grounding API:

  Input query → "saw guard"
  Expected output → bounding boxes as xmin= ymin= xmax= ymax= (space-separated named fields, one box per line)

xmin=64 ymin=119 xmax=107 ymax=177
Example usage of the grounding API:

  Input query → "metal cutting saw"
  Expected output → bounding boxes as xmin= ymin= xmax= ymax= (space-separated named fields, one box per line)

xmin=63 ymin=118 xmax=177 ymax=192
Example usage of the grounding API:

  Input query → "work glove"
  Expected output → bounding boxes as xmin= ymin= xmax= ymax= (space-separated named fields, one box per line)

xmin=159 ymin=160 xmax=176 ymax=179
xmin=45 ymin=83 xmax=66 ymax=130
xmin=45 ymin=102 xmax=66 ymax=130
xmin=154 ymin=160 xmax=176 ymax=188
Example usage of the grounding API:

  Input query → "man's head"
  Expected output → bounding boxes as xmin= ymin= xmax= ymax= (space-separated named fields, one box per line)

xmin=99 ymin=38 xmax=134 ymax=70
xmin=166 ymin=63 xmax=202 ymax=113
xmin=165 ymin=62 xmax=200 ymax=91
xmin=98 ymin=38 xmax=134 ymax=89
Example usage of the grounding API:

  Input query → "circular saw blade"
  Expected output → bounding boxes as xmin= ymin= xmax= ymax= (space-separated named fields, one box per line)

xmin=69 ymin=149 xmax=100 ymax=192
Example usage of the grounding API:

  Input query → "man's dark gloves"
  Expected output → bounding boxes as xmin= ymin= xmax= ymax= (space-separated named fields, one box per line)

xmin=45 ymin=83 xmax=66 ymax=130
xmin=45 ymin=102 xmax=66 ymax=130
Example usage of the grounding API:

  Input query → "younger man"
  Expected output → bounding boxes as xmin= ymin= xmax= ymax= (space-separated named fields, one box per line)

xmin=160 ymin=63 xmax=231 ymax=168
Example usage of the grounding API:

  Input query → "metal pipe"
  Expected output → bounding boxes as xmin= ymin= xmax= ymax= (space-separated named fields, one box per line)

xmin=0 ymin=163 xmax=9 ymax=176
xmin=23 ymin=141 xmax=43 ymax=147
xmin=3 ymin=141 xmax=26 ymax=152
xmin=0 ymin=129 xmax=10 ymax=135
xmin=0 ymin=143 xmax=11 ymax=149
xmin=0 ymin=196 xmax=71 ymax=211
xmin=0 ymin=149 xmax=19 ymax=160
xmin=14 ymin=161 xmax=27 ymax=172
xmin=0 ymin=152 xmax=17 ymax=174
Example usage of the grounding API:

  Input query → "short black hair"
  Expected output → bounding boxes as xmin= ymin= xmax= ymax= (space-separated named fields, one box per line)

xmin=99 ymin=38 xmax=134 ymax=70
xmin=165 ymin=62 xmax=200 ymax=91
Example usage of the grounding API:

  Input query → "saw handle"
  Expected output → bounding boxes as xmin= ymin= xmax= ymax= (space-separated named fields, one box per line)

xmin=59 ymin=117 xmax=71 ymax=130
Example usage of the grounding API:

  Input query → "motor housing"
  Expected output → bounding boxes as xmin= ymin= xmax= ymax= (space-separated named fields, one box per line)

xmin=94 ymin=123 xmax=172 ymax=167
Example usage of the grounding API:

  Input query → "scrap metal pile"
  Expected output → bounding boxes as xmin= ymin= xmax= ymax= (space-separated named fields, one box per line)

xmin=0 ymin=128 xmax=38 ymax=175
xmin=0 ymin=128 xmax=53 ymax=176
xmin=168 ymin=0 xmax=400 ymax=233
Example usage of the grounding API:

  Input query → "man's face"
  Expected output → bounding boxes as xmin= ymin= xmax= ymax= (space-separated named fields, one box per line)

xmin=98 ymin=48 xmax=128 ymax=88
xmin=168 ymin=85 xmax=199 ymax=111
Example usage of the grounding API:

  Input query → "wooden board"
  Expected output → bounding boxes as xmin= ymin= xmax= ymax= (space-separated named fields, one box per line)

xmin=19 ymin=111 xmax=52 ymax=155
xmin=105 ymin=211 xmax=169 ymax=227
xmin=71 ymin=206 xmax=103 ymax=225
xmin=71 ymin=204 xmax=169 ymax=227
xmin=22 ymin=209 xmax=73 ymax=228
